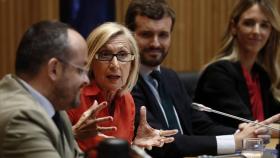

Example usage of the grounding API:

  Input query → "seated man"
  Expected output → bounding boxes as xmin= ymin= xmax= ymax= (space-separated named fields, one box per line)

xmin=0 ymin=20 xmax=101 ymax=158
xmin=126 ymin=0 xmax=270 ymax=157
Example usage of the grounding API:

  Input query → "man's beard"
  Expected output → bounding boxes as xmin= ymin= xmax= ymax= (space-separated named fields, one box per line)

xmin=140 ymin=48 xmax=167 ymax=67
xmin=70 ymin=92 xmax=80 ymax=108
xmin=53 ymin=83 xmax=81 ymax=110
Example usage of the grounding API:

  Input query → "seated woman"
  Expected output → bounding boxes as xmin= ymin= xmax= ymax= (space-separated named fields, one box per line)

xmin=67 ymin=22 xmax=177 ymax=157
xmin=194 ymin=0 xmax=280 ymax=129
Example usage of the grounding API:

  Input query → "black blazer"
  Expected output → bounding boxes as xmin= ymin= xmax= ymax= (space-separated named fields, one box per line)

xmin=194 ymin=60 xmax=280 ymax=128
xmin=132 ymin=67 xmax=235 ymax=158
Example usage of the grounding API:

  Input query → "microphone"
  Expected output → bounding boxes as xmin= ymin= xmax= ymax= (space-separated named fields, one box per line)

xmin=192 ymin=102 xmax=280 ymax=132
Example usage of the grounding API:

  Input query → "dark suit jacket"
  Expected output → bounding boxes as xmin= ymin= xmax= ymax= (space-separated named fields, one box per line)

xmin=132 ymin=67 xmax=236 ymax=158
xmin=194 ymin=60 xmax=280 ymax=128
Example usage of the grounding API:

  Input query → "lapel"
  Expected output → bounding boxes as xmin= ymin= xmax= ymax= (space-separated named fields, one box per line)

xmin=248 ymin=63 xmax=270 ymax=117
xmin=234 ymin=62 xmax=273 ymax=118
xmin=160 ymin=68 xmax=193 ymax=134
xmin=138 ymin=75 xmax=169 ymax=129
xmin=233 ymin=62 xmax=252 ymax=110
xmin=58 ymin=111 xmax=82 ymax=158
xmin=257 ymin=68 xmax=270 ymax=117
xmin=53 ymin=111 xmax=83 ymax=158
xmin=58 ymin=111 xmax=74 ymax=148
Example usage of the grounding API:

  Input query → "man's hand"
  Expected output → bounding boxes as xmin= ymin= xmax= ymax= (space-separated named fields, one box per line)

xmin=261 ymin=113 xmax=280 ymax=125
xmin=235 ymin=122 xmax=271 ymax=150
xmin=260 ymin=113 xmax=280 ymax=138
xmin=133 ymin=106 xmax=178 ymax=150
xmin=234 ymin=123 xmax=258 ymax=150
xmin=72 ymin=100 xmax=117 ymax=140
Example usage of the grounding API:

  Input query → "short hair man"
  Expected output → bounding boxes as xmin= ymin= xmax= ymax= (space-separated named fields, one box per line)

xmin=0 ymin=21 xmax=89 ymax=158
xmin=126 ymin=0 xmax=269 ymax=157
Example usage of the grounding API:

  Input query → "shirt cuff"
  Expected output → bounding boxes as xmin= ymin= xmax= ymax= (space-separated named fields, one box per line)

xmin=216 ymin=135 xmax=236 ymax=154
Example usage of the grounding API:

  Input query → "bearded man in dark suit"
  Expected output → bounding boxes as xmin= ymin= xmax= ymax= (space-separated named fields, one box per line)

xmin=126 ymin=0 xmax=270 ymax=157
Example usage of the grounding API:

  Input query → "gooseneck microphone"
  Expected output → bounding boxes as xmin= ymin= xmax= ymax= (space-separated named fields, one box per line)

xmin=192 ymin=102 xmax=280 ymax=132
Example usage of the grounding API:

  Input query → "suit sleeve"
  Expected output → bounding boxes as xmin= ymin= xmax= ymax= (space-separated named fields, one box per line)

xmin=131 ymin=81 xmax=151 ymax=136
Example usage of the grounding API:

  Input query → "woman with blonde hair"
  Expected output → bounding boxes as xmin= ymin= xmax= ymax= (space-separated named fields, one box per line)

xmin=67 ymin=22 xmax=177 ymax=157
xmin=194 ymin=0 xmax=280 ymax=128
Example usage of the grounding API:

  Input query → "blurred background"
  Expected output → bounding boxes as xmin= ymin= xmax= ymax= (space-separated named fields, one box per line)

xmin=1 ymin=0 xmax=280 ymax=78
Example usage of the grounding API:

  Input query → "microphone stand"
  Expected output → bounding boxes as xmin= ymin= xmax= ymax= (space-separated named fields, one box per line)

xmin=191 ymin=103 xmax=280 ymax=132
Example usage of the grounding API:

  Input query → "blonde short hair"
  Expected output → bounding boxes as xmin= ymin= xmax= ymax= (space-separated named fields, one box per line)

xmin=86 ymin=22 xmax=139 ymax=95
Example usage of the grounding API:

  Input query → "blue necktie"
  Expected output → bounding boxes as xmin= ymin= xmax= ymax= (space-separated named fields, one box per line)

xmin=150 ymin=70 xmax=180 ymax=130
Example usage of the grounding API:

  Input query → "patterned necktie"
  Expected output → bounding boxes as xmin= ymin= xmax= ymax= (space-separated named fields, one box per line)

xmin=150 ymin=70 xmax=180 ymax=130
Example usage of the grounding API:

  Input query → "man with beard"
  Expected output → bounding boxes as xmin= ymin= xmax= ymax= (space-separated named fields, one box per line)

xmin=0 ymin=21 xmax=112 ymax=158
xmin=126 ymin=0 xmax=271 ymax=157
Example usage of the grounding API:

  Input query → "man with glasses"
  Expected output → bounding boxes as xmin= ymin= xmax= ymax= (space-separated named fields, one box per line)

xmin=0 ymin=20 xmax=112 ymax=158
xmin=56 ymin=57 xmax=89 ymax=76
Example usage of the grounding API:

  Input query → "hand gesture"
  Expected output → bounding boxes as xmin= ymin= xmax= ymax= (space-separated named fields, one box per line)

xmin=72 ymin=100 xmax=117 ymax=140
xmin=133 ymin=106 xmax=178 ymax=149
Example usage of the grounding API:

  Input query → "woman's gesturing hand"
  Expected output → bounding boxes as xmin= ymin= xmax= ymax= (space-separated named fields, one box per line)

xmin=72 ymin=100 xmax=117 ymax=140
xmin=133 ymin=106 xmax=178 ymax=150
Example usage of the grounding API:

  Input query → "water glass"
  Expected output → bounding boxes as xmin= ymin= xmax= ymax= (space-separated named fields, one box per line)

xmin=241 ymin=138 xmax=264 ymax=158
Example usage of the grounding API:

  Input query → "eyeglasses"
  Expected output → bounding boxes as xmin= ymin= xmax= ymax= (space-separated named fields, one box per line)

xmin=95 ymin=52 xmax=135 ymax=62
xmin=56 ymin=58 xmax=89 ymax=76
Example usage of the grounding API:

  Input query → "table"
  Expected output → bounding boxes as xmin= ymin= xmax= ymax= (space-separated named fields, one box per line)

xmin=184 ymin=138 xmax=279 ymax=158
xmin=267 ymin=138 xmax=278 ymax=149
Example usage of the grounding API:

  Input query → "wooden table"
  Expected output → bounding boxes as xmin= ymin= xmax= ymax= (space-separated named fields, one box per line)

xmin=184 ymin=138 xmax=278 ymax=158
xmin=266 ymin=138 xmax=278 ymax=149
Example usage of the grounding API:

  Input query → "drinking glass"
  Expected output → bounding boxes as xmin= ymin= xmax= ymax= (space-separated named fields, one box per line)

xmin=241 ymin=138 xmax=264 ymax=158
